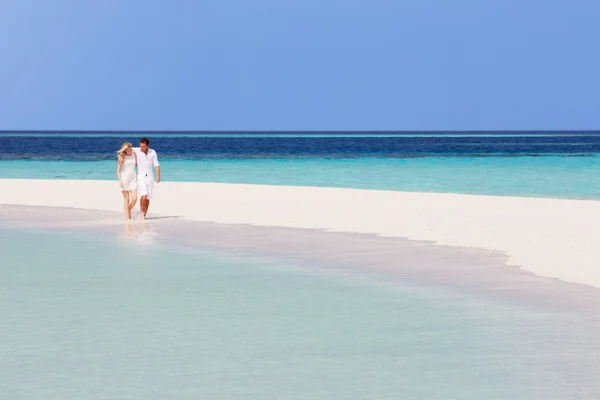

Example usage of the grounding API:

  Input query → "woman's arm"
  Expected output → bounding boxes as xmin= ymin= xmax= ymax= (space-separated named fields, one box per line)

xmin=116 ymin=156 xmax=124 ymax=187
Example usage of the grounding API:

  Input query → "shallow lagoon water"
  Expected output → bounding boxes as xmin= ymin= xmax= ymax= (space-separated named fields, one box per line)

xmin=1 ymin=155 xmax=599 ymax=200
xmin=2 ymin=207 xmax=600 ymax=399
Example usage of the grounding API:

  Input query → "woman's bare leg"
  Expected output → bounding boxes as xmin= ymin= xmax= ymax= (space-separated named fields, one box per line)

xmin=128 ymin=190 xmax=138 ymax=216
xmin=122 ymin=191 xmax=131 ymax=220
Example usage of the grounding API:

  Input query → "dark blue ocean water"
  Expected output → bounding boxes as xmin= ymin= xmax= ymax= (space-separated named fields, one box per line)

xmin=1 ymin=132 xmax=600 ymax=160
xmin=1 ymin=132 xmax=600 ymax=198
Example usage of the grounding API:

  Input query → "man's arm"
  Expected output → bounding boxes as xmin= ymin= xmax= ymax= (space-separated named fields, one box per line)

xmin=153 ymin=151 xmax=161 ymax=183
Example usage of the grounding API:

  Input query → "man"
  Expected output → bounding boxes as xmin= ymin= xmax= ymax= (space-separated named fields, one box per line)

xmin=132 ymin=138 xmax=160 ymax=219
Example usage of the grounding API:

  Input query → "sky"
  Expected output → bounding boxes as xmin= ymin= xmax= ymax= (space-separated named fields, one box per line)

xmin=0 ymin=0 xmax=599 ymax=131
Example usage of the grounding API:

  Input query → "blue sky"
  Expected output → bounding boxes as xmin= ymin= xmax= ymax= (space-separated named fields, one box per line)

xmin=1 ymin=0 xmax=598 ymax=131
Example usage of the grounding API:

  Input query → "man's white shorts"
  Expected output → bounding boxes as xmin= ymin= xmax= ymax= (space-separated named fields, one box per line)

xmin=138 ymin=175 xmax=154 ymax=199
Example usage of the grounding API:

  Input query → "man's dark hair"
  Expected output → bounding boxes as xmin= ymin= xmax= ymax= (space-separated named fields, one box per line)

xmin=140 ymin=138 xmax=150 ymax=145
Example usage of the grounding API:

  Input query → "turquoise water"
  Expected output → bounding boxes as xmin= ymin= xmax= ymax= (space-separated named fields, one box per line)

xmin=1 ymin=155 xmax=599 ymax=199
xmin=2 ymin=225 xmax=600 ymax=398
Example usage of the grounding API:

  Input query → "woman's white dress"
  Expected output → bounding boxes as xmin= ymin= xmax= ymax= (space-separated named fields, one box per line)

xmin=120 ymin=154 xmax=137 ymax=191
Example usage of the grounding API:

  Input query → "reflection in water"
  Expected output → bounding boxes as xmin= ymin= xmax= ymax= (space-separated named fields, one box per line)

xmin=138 ymin=221 xmax=157 ymax=245
xmin=121 ymin=222 xmax=136 ymax=240
xmin=119 ymin=221 xmax=157 ymax=244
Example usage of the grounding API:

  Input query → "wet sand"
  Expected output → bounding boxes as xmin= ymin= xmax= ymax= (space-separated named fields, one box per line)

xmin=2 ymin=204 xmax=600 ymax=314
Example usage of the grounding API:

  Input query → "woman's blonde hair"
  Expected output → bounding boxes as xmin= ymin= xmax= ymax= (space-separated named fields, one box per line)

xmin=117 ymin=142 xmax=132 ymax=157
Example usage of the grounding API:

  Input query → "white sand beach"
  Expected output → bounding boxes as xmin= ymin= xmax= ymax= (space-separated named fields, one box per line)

xmin=1 ymin=178 xmax=599 ymax=289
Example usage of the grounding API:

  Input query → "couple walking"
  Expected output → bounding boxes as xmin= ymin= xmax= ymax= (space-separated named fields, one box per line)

xmin=116 ymin=138 xmax=161 ymax=220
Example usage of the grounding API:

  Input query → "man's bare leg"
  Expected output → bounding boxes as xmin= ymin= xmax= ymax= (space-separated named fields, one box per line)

xmin=139 ymin=195 xmax=147 ymax=219
xmin=139 ymin=196 xmax=150 ymax=219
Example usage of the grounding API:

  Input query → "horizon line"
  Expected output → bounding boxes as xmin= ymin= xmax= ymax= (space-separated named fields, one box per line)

xmin=2 ymin=130 xmax=600 ymax=134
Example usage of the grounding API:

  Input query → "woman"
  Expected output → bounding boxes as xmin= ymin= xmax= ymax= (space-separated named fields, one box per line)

xmin=116 ymin=142 xmax=138 ymax=220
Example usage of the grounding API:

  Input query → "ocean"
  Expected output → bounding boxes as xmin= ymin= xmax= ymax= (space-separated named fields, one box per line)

xmin=1 ymin=132 xmax=600 ymax=198
xmin=2 ymin=219 xmax=600 ymax=399
xmin=2 ymin=132 xmax=600 ymax=398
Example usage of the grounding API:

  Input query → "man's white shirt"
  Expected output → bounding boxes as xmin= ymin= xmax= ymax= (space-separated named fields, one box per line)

xmin=132 ymin=147 xmax=160 ymax=178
